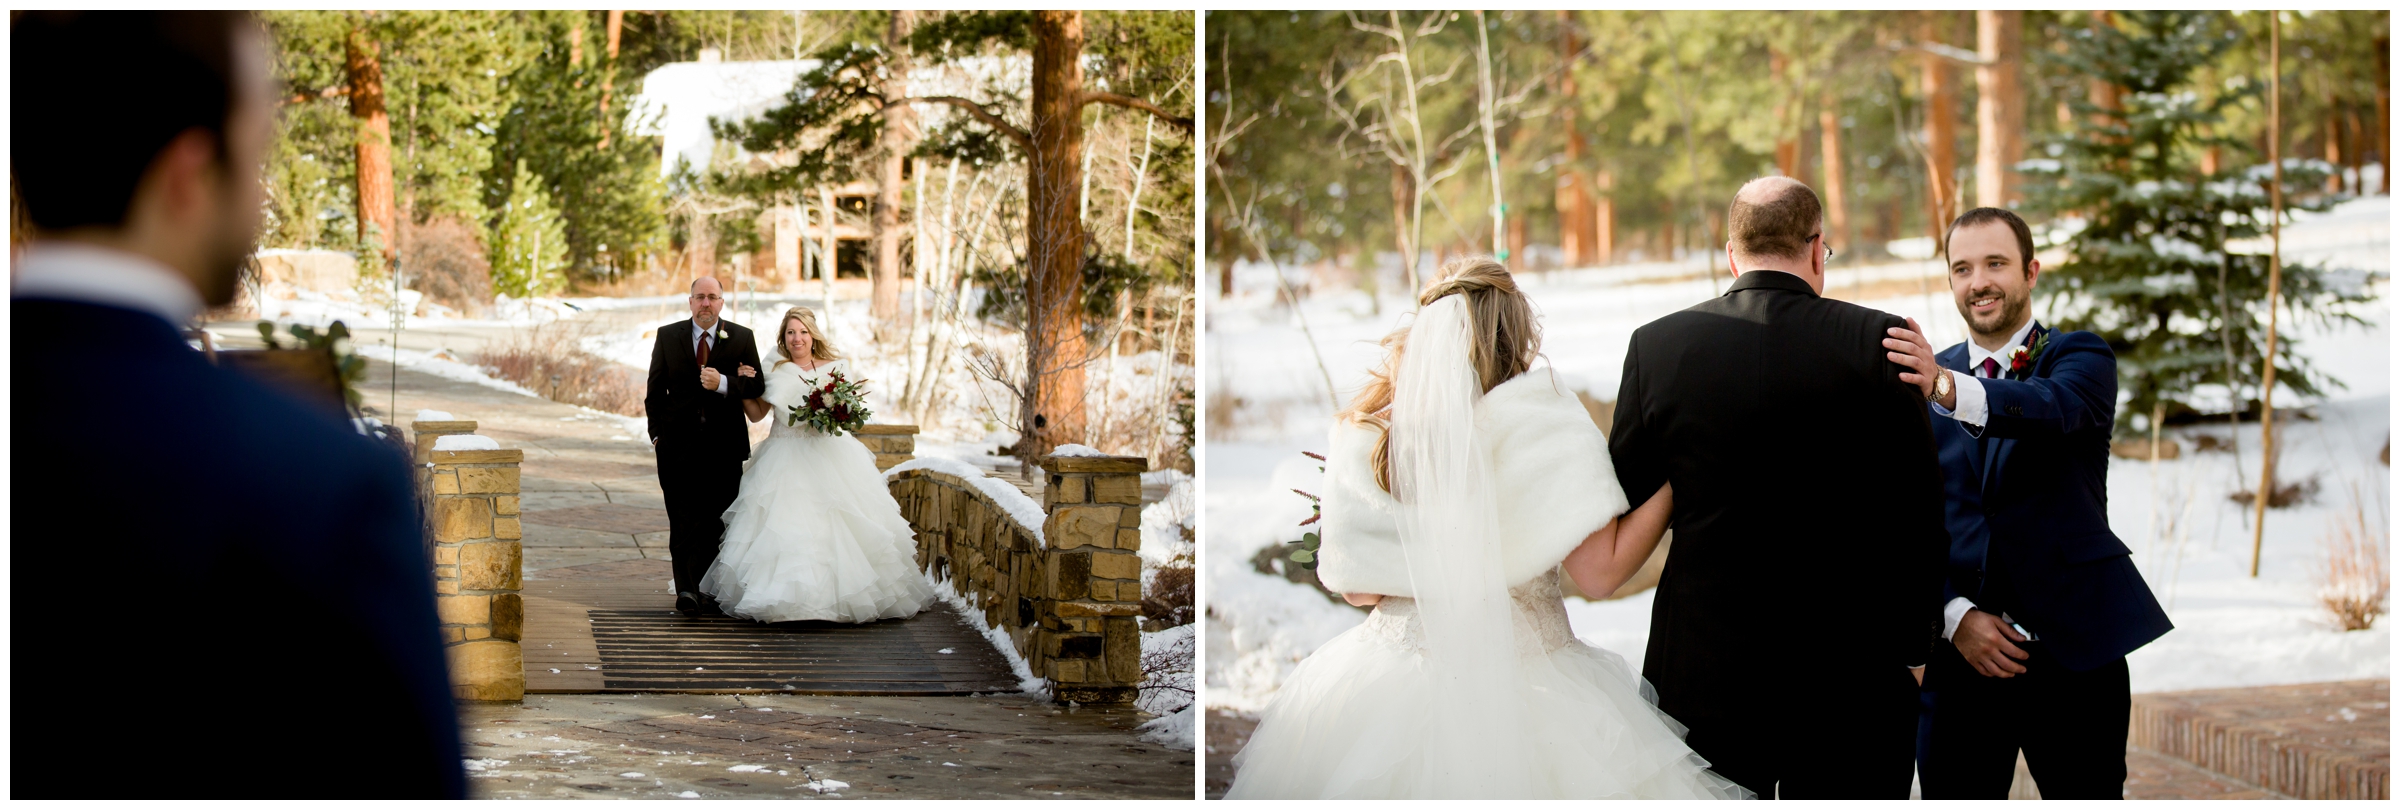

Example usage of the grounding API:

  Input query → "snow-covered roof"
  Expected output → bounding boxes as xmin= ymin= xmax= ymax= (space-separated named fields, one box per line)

xmin=627 ymin=58 xmax=820 ymax=179
xmin=627 ymin=54 xmax=1030 ymax=179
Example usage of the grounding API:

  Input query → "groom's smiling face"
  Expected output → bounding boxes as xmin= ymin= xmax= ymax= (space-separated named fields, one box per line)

xmin=1947 ymin=220 xmax=2040 ymax=341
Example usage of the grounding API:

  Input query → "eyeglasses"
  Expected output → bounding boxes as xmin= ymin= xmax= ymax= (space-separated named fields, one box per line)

xmin=1807 ymin=233 xmax=1835 ymax=265
xmin=689 ymin=293 xmax=722 ymax=302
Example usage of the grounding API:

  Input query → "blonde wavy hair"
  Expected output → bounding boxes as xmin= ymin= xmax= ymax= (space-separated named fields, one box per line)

xmin=1339 ymin=257 xmax=1543 ymax=492
xmin=772 ymin=306 xmax=841 ymax=366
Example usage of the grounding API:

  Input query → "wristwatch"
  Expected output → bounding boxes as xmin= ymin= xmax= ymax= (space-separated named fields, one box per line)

xmin=1927 ymin=367 xmax=1953 ymax=404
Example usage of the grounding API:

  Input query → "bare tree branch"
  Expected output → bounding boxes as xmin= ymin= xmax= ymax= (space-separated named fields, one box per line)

xmin=884 ymin=95 xmax=1031 ymax=148
xmin=1080 ymin=91 xmax=1194 ymax=134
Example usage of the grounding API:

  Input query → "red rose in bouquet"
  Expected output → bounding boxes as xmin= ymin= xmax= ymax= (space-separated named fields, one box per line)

xmin=786 ymin=371 xmax=874 ymax=436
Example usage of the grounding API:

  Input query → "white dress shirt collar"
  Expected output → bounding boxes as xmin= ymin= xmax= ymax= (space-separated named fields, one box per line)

xmin=13 ymin=241 xmax=206 ymax=326
xmin=1965 ymin=317 xmax=2040 ymax=377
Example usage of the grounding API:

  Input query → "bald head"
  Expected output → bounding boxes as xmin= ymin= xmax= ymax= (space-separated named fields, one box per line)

xmin=1727 ymin=177 xmax=1823 ymax=264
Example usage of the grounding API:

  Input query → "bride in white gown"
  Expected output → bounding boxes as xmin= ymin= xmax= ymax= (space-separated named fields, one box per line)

xmin=1226 ymin=260 xmax=1749 ymax=800
xmin=700 ymin=306 xmax=934 ymax=624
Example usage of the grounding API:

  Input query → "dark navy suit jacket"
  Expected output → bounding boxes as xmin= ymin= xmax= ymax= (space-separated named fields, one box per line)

xmin=1931 ymin=326 xmax=2171 ymax=672
xmin=12 ymin=298 xmax=466 ymax=798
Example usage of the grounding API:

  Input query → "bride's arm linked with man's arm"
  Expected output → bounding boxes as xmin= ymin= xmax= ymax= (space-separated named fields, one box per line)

xmin=736 ymin=363 xmax=770 ymax=422
xmin=1562 ymin=482 xmax=1674 ymax=600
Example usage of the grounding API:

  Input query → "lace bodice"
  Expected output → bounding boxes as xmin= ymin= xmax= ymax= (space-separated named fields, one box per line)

xmin=764 ymin=358 xmax=848 ymax=439
xmin=1359 ymin=569 xmax=1577 ymax=658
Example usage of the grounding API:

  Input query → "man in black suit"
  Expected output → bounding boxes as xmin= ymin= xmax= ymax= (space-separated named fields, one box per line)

xmin=11 ymin=12 xmax=463 ymax=797
xmin=1608 ymin=177 xmax=1949 ymax=798
xmin=645 ymin=275 xmax=765 ymax=616
xmin=1885 ymin=208 xmax=2172 ymax=798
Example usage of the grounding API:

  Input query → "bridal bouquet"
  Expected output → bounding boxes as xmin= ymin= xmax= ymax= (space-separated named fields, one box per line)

xmin=786 ymin=371 xmax=874 ymax=436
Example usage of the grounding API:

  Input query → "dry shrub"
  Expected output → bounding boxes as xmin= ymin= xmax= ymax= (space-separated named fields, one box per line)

xmin=474 ymin=320 xmax=645 ymax=416
xmin=1137 ymin=621 xmax=1194 ymax=716
xmin=1142 ymin=556 xmax=1195 ymax=630
xmin=2231 ymin=474 xmax=2319 ymax=509
xmin=2319 ymin=482 xmax=2389 ymax=631
xmin=402 ymin=216 xmax=492 ymax=316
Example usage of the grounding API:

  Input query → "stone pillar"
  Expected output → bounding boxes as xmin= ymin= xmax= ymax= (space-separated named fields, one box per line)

xmin=427 ymin=444 xmax=526 ymax=702
xmin=855 ymin=423 xmax=919 ymax=471
xmin=410 ymin=419 xmax=478 ymax=495
xmin=410 ymin=420 xmax=478 ymax=463
xmin=1039 ymin=453 xmax=1146 ymax=704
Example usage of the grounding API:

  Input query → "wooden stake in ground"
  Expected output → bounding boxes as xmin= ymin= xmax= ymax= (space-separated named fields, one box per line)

xmin=2251 ymin=13 xmax=2284 ymax=579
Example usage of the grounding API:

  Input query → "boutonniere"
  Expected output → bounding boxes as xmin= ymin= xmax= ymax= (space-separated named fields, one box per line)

xmin=715 ymin=328 xmax=729 ymax=340
xmin=2006 ymin=327 xmax=2052 ymax=379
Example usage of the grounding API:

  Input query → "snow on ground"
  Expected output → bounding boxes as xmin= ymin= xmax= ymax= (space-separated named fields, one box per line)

xmin=357 ymin=342 xmax=649 ymax=438
xmin=1206 ymin=195 xmax=2391 ymax=714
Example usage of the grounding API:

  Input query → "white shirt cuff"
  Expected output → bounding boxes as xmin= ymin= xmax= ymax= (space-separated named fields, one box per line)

xmin=1932 ymin=372 xmax=1989 ymax=428
xmin=713 ymin=371 xmax=729 ymax=394
xmin=1941 ymin=597 xmax=1976 ymax=641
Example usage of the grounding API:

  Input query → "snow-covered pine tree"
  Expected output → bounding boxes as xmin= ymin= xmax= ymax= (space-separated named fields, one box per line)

xmin=488 ymin=159 xmax=569 ymax=299
xmin=2021 ymin=10 xmax=2362 ymax=435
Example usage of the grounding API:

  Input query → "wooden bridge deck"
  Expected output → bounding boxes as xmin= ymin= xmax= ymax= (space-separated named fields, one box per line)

xmin=522 ymin=561 xmax=1020 ymax=696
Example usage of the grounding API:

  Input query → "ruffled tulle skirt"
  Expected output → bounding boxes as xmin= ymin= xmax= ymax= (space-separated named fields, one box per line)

xmin=700 ymin=429 xmax=933 ymax=624
xmin=1225 ymin=583 xmax=1749 ymax=799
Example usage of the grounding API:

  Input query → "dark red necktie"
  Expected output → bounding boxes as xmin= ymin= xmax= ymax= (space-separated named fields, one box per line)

xmin=697 ymin=331 xmax=711 ymax=368
xmin=1981 ymin=357 xmax=1999 ymax=379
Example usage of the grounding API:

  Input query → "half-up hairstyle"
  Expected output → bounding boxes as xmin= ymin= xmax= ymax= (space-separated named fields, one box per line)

xmin=772 ymin=306 xmax=841 ymax=366
xmin=1336 ymin=257 xmax=1543 ymax=492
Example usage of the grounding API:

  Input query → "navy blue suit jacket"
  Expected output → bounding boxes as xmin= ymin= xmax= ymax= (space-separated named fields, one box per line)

xmin=1931 ymin=327 xmax=2171 ymax=672
xmin=12 ymin=298 xmax=466 ymax=798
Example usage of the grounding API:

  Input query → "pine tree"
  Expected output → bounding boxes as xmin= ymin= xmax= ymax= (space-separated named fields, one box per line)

xmin=488 ymin=159 xmax=569 ymax=298
xmin=2021 ymin=10 xmax=2363 ymax=434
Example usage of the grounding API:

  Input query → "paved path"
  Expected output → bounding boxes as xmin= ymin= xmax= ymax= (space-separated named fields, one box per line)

xmin=241 ymin=348 xmax=1192 ymax=799
xmin=462 ymin=693 xmax=1190 ymax=799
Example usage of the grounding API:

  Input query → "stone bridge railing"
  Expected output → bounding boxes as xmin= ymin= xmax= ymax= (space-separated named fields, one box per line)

xmin=887 ymin=447 xmax=1148 ymax=704
xmin=410 ymin=417 xmax=526 ymax=703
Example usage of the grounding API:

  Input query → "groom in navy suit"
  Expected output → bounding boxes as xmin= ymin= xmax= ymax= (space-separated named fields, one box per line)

xmin=1884 ymin=207 xmax=2173 ymax=799
xmin=12 ymin=11 xmax=462 ymax=797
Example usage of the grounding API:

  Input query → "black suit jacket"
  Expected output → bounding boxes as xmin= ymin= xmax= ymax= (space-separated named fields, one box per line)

xmin=1609 ymin=270 xmax=1949 ymax=727
xmin=645 ymin=319 xmax=765 ymax=460
xmin=1933 ymin=328 xmax=2171 ymax=671
xmin=12 ymin=298 xmax=465 ymax=798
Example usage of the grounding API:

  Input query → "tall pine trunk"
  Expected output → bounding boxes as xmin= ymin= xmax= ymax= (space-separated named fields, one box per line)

xmin=1022 ymin=9 xmax=1090 ymax=459
xmin=1819 ymin=91 xmax=1849 ymax=255
xmin=1919 ymin=14 xmax=1958 ymax=253
xmin=1771 ymin=48 xmax=1800 ymax=179
xmin=599 ymin=10 xmax=624 ymax=150
xmin=1556 ymin=12 xmax=1594 ymax=267
xmin=346 ymin=17 xmax=396 ymax=266
xmin=1975 ymin=10 xmax=2023 ymax=208
xmin=873 ymin=11 xmax=919 ymax=339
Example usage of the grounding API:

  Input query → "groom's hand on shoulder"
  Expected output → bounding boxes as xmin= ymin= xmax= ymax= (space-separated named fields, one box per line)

xmin=1953 ymin=609 xmax=2030 ymax=679
xmin=1884 ymin=318 xmax=1947 ymax=405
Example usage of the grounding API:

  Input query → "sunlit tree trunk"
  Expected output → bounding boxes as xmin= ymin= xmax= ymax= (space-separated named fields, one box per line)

xmin=1772 ymin=48 xmax=1800 ymax=180
xmin=599 ymin=10 xmax=623 ymax=149
xmin=346 ymin=16 xmax=396 ymax=267
xmin=1819 ymin=91 xmax=1849 ymax=253
xmin=1919 ymin=14 xmax=1958 ymax=252
xmin=1975 ymin=10 xmax=2023 ymax=208
xmin=873 ymin=11 xmax=919 ymax=338
xmin=1022 ymin=9 xmax=1091 ymax=458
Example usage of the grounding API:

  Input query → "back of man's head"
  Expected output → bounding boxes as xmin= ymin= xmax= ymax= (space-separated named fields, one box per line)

xmin=1727 ymin=177 xmax=1823 ymax=264
xmin=12 ymin=11 xmax=252 ymax=233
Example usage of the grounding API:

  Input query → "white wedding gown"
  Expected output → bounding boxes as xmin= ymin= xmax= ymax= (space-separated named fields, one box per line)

xmin=1225 ymin=362 xmax=1749 ymax=800
xmin=700 ymin=359 xmax=934 ymax=623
